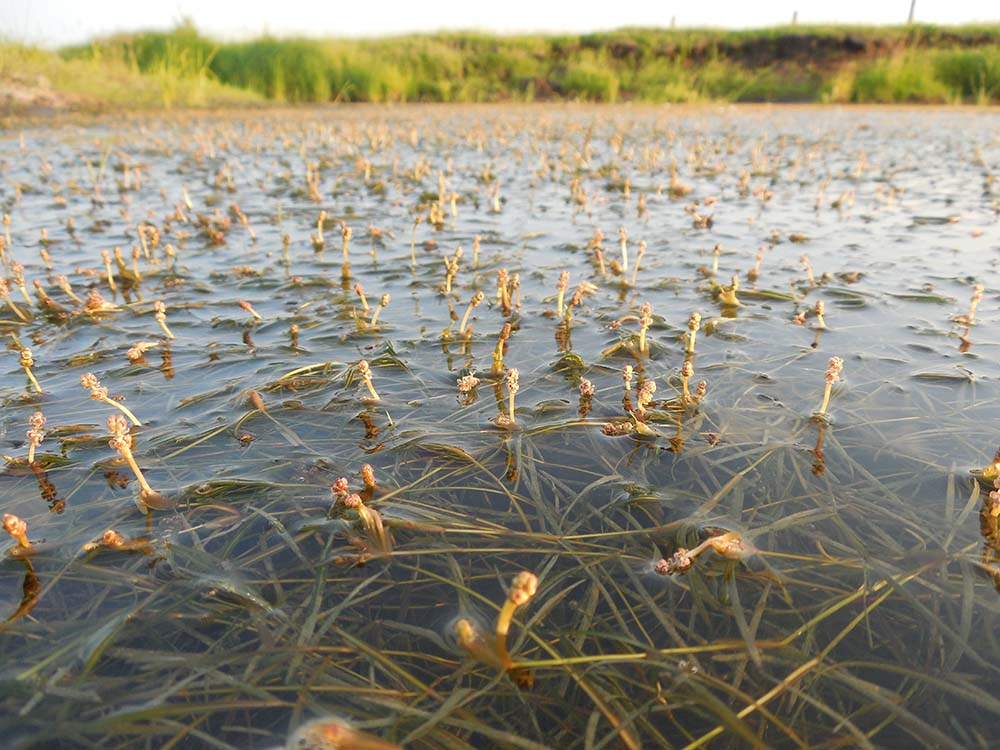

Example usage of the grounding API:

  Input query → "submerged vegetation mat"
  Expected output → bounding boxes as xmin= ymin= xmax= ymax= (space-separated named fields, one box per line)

xmin=0 ymin=105 xmax=999 ymax=749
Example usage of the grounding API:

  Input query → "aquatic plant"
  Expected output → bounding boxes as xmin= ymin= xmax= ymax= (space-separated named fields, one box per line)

xmin=153 ymin=300 xmax=174 ymax=339
xmin=457 ymin=291 xmax=483 ymax=335
xmin=360 ymin=463 xmax=376 ymax=490
xmin=618 ymin=226 xmax=629 ymax=273
xmin=622 ymin=364 xmax=634 ymax=395
xmin=239 ymin=299 xmax=263 ymax=321
xmin=492 ymin=322 xmax=512 ymax=375
xmin=107 ymin=414 xmax=161 ymax=506
xmin=357 ymin=359 xmax=380 ymax=401
xmin=684 ymin=312 xmax=701 ymax=354
xmin=0 ymin=278 xmax=30 ymax=321
xmin=655 ymin=531 xmax=748 ymax=576
xmin=747 ymin=245 xmax=766 ymax=282
xmin=18 ymin=348 xmax=41 ymax=393
xmin=80 ymin=373 xmax=142 ymax=425
xmin=1 ymin=100 xmax=998 ymax=750
xmin=801 ymin=254 xmax=816 ymax=287
xmin=494 ymin=570 xmax=539 ymax=669
xmin=814 ymin=299 xmax=827 ymax=329
xmin=10 ymin=261 xmax=32 ymax=306
xmin=341 ymin=492 xmax=391 ymax=555
xmin=2 ymin=514 xmax=31 ymax=551
xmin=815 ymin=356 xmax=844 ymax=418
xmin=353 ymin=283 xmax=370 ymax=313
xmin=504 ymin=367 xmax=519 ymax=426
xmin=638 ymin=302 xmax=653 ymax=354
xmin=311 ymin=210 xmax=327 ymax=252
xmin=25 ymin=410 xmax=45 ymax=465
xmin=718 ymin=274 xmax=741 ymax=307
xmin=369 ymin=293 xmax=391 ymax=327
xmin=286 ymin=717 xmax=401 ymax=750
xmin=956 ymin=283 xmax=985 ymax=325
xmin=629 ymin=240 xmax=647 ymax=286
xmin=680 ymin=360 xmax=694 ymax=403
xmin=53 ymin=276 xmax=74 ymax=303
xmin=457 ymin=373 xmax=480 ymax=394
xmin=442 ymin=246 xmax=462 ymax=295
xmin=556 ymin=270 xmax=569 ymax=317
xmin=101 ymin=249 xmax=117 ymax=291
xmin=341 ymin=222 xmax=353 ymax=264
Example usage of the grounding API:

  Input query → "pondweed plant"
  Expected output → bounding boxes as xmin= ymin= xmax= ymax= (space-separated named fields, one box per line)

xmin=311 ymin=210 xmax=327 ymax=252
xmin=456 ymin=372 xmax=480 ymax=397
xmin=357 ymin=359 xmax=380 ymax=401
xmin=814 ymin=299 xmax=827 ymax=329
xmin=618 ymin=225 xmax=628 ymax=274
xmin=684 ymin=312 xmax=701 ymax=354
xmin=101 ymin=249 xmax=117 ymax=291
xmin=442 ymin=246 xmax=462 ymax=295
xmin=1 ymin=106 xmax=999 ymax=750
xmin=360 ymin=463 xmax=376 ymax=490
xmin=503 ymin=367 xmax=519 ymax=426
xmin=555 ymin=270 xmax=569 ymax=317
xmin=629 ymin=240 xmax=647 ymax=286
xmin=353 ymin=283 xmax=370 ymax=313
xmin=25 ymin=411 xmax=45 ymax=465
xmin=815 ymin=356 xmax=844 ymax=418
xmin=32 ymin=280 xmax=63 ymax=313
xmin=718 ymin=274 xmax=741 ymax=307
xmin=680 ymin=360 xmax=694 ymax=403
xmin=10 ymin=262 xmax=31 ymax=307
xmin=457 ymin=291 xmax=483 ymax=336
xmin=709 ymin=243 xmax=722 ymax=276
xmin=107 ymin=414 xmax=162 ymax=507
xmin=955 ymin=283 xmax=985 ymax=325
xmin=239 ymin=299 xmax=263 ymax=321
xmin=369 ymin=293 xmax=390 ymax=328
xmin=341 ymin=491 xmax=391 ymax=556
xmin=84 ymin=289 xmax=117 ymax=314
xmin=801 ymin=254 xmax=816 ymax=287
xmin=341 ymin=222 xmax=353 ymax=263
xmin=2 ymin=514 xmax=32 ymax=552
xmin=18 ymin=347 xmax=42 ymax=393
xmin=454 ymin=570 xmax=539 ymax=676
xmin=284 ymin=717 xmax=401 ymax=750
xmin=494 ymin=570 xmax=539 ymax=670
xmin=126 ymin=341 xmax=158 ymax=363
xmin=153 ymin=300 xmax=174 ymax=339
xmin=638 ymin=302 xmax=653 ymax=354
xmin=0 ymin=278 xmax=30 ymax=322
xmin=80 ymin=373 xmax=142 ymax=425
xmin=747 ymin=245 xmax=766 ymax=282
xmin=491 ymin=322 xmax=511 ymax=375
xmin=622 ymin=364 xmax=634 ymax=395
xmin=655 ymin=531 xmax=749 ymax=576
xmin=578 ymin=378 xmax=595 ymax=416
xmin=496 ymin=268 xmax=511 ymax=315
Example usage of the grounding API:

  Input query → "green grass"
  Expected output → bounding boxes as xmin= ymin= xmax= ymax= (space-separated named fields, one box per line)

xmin=0 ymin=36 xmax=261 ymax=112
xmin=10 ymin=22 xmax=1000 ymax=109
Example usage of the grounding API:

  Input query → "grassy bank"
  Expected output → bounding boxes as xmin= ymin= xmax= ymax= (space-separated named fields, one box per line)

xmin=0 ymin=39 xmax=262 ymax=113
xmin=8 ymin=22 xmax=1000 ymax=110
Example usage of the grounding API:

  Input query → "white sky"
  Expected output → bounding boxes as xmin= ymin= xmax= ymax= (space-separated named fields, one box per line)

xmin=3 ymin=0 xmax=997 ymax=48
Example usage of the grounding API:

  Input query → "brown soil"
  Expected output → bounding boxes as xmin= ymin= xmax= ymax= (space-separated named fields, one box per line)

xmin=0 ymin=72 xmax=81 ymax=115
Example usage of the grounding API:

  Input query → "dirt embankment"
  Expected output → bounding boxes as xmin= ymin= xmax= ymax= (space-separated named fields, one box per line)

xmin=0 ymin=72 xmax=81 ymax=115
xmin=596 ymin=30 xmax=1000 ymax=70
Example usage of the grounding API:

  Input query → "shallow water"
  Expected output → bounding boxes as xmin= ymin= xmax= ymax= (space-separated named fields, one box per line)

xmin=0 ymin=105 xmax=998 ymax=750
